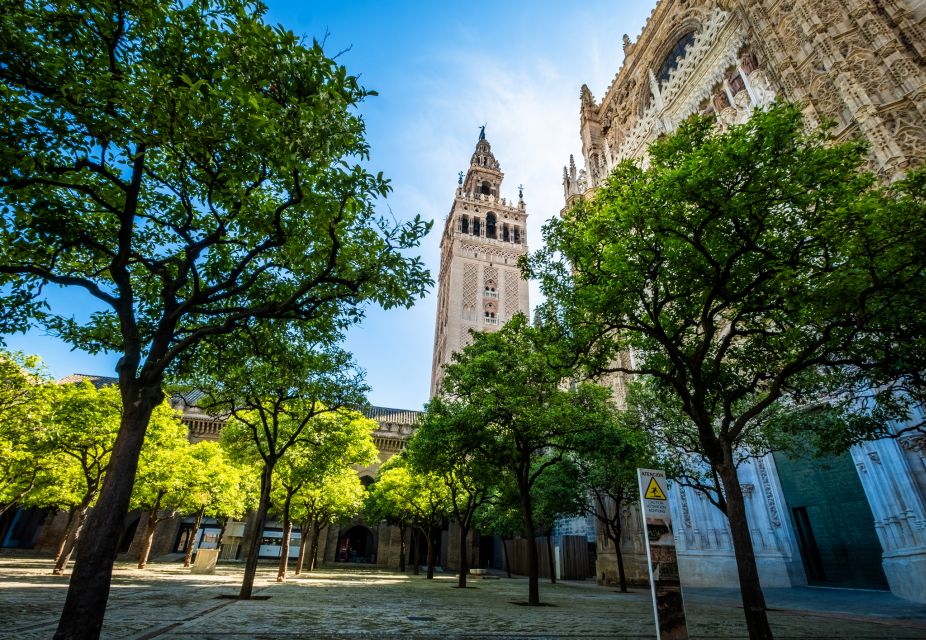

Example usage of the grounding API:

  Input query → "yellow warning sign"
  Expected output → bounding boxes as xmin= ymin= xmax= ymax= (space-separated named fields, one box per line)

xmin=644 ymin=477 xmax=667 ymax=501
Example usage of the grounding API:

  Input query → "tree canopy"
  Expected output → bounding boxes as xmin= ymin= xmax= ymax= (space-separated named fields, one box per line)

xmin=291 ymin=466 xmax=365 ymax=574
xmin=434 ymin=313 xmax=615 ymax=604
xmin=0 ymin=0 xmax=431 ymax=631
xmin=0 ymin=351 xmax=51 ymax=517
xmin=406 ymin=396 xmax=495 ymax=586
xmin=526 ymin=103 xmax=926 ymax=639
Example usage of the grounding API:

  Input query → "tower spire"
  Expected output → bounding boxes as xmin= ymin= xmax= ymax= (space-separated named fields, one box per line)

xmin=430 ymin=130 xmax=529 ymax=398
xmin=462 ymin=127 xmax=502 ymax=197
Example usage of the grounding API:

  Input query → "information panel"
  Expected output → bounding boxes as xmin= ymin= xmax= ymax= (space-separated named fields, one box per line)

xmin=637 ymin=468 xmax=689 ymax=640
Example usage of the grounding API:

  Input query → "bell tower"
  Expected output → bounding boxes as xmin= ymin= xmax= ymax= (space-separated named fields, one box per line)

xmin=430 ymin=127 xmax=530 ymax=397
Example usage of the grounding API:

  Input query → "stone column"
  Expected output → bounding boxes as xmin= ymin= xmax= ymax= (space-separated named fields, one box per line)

xmin=851 ymin=422 xmax=926 ymax=603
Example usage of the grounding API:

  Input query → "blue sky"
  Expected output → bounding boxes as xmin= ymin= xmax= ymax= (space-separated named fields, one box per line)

xmin=4 ymin=0 xmax=657 ymax=411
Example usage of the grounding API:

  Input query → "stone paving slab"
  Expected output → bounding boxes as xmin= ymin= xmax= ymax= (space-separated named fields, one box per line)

xmin=1 ymin=557 xmax=925 ymax=639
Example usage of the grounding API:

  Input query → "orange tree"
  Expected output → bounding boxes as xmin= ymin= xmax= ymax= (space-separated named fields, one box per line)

xmin=0 ymin=1 xmax=429 ymax=635
xmin=526 ymin=104 xmax=926 ymax=639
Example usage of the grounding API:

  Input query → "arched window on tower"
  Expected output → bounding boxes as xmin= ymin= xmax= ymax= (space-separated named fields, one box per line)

xmin=472 ymin=217 xmax=481 ymax=236
xmin=502 ymin=223 xmax=510 ymax=242
xmin=460 ymin=215 xmax=469 ymax=234
xmin=480 ymin=181 xmax=491 ymax=195
xmin=486 ymin=213 xmax=497 ymax=239
xmin=513 ymin=226 xmax=521 ymax=244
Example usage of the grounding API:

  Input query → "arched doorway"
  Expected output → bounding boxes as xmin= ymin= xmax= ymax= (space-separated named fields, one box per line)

xmin=336 ymin=525 xmax=375 ymax=563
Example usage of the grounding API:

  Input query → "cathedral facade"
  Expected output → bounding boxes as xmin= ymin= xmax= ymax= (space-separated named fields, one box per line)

xmin=563 ymin=0 xmax=926 ymax=603
xmin=430 ymin=130 xmax=530 ymax=396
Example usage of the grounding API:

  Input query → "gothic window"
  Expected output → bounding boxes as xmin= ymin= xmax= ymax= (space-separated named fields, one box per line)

xmin=658 ymin=32 xmax=696 ymax=87
xmin=461 ymin=215 xmax=469 ymax=234
xmin=513 ymin=226 xmax=521 ymax=244
xmin=473 ymin=217 xmax=481 ymax=236
xmin=480 ymin=181 xmax=491 ymax=195
xmin=502 ymin=223 xmax=510 ymax=242
xmin=484 ymin=278 xmax=497 ymax=293
xmin=486 ymin=213 xmax=497 ymax=239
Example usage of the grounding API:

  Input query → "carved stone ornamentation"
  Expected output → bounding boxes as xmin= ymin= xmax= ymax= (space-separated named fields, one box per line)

xmin=740 ymin=50 xmax=758 ymax=73
xmin=565 ymin=0 xmax=926 ymax=594
xmin=431 ymin=132 xmax=530 ymax=397
xmin=679 ymin=486 xmax=693 ymax=528
xmin=899 ymin=436 xmax=926 ymax=454
xmin=755 ymin=457 xmax=782 ymax=528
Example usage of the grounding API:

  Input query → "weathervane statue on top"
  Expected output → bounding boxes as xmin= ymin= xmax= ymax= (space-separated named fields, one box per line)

xmin=479 ymin=123 xmax=487 ymax=140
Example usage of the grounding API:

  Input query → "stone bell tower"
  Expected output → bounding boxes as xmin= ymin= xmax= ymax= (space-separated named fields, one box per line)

xmin=430 ymin=127 xmax=530 ymax=397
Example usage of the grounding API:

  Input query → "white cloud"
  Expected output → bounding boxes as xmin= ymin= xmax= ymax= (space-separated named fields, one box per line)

xmin=345 ymin=3 xmax=654 ymax=409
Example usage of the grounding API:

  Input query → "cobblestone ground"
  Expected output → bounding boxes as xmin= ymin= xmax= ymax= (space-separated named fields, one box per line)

xmin=2 ymin=556 xmax=926 ymax=639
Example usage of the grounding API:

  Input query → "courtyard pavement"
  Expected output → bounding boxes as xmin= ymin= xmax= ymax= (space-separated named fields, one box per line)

xmin=1 ymin=556 xmax=925 ymax=639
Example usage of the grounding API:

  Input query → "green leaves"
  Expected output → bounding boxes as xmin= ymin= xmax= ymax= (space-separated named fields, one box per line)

xmin=0 ymin=0 xmax=432 ymax=380
xmin=366 ymin=454 xmax=450 ymax=530
xmin=0 ymin=351 xmax=53 ymax=514
xmin=528 ymin=103 xmax=924 ymax=463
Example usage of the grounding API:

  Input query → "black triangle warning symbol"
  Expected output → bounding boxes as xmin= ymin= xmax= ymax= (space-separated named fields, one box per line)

xmin=644 ymin=477 xmax=667 ymax=501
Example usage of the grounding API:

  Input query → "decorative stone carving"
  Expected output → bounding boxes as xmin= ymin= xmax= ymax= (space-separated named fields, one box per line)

xmin=567 ymin=0 xmax=926 ymax=597
xmin=899 ymin=436 xmax=926 ymax=454
xmin=462 ymin=263 xmax=477 ymax=314
xmin=504 ymin=270 xmax=519 ymax=319
xmin=755 ymin=457 xmax=782 ymax=528
xmin=679 ymin=486 xmax=693 ymax=528
xmin=431 ymin=132 xmax=530 ymax=396
xmin=739 ymin=50 xmax=758 ymax=73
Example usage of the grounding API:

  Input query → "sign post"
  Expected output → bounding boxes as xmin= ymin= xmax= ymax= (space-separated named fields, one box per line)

xmin=638 ymin=468 xmax=689 ymax=640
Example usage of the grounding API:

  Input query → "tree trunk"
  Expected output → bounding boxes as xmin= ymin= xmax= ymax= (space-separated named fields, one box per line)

xmin=54 ymin=497 xmax=94 ymax=576
xmin=53 ymin=508 xmax=78 ymax=566
xmin=425 ymin=526 xmax=436 ymax=580
xmin=54 ymin=380 xmax=162 ymax=640
xmin=398 ymin=523 xmax=406 ymax=573
xmin=183 ymin=506 xmax=206 ymax=568
xmin=276 ymin=492 xmax=294 ymax=582
xmin=309 ymin=520 xmax=323 ymax=571
xmin=295 ymin=522 xmax=310 ymax=575
xmin=239 ymin=460 xmax=275 ymax=599
xmin=546 ymin=533 xmax=556 ymax=584
xmin=611 ymin=491 xmax=628 ymax=593
xmin=517 ymin=475 xmax=540 ymax=605
xmin=594 ymin=492 xmax=628 ymax=592
xmin=718 ymin=460 xmax=773 ymax=640
xmin=612 ymin=531 xmax=628 ymax=593
xmin=137 ymin=508 xmax=161 ymax=569
xmin=410 ymin=530 xmax=419 ymax=575
xmin=216 ymin=519 xmax=228 ymax=556
xmin=52 ymin=507 xmax=80 ymax=574
xmin=457 ymin=524 xmax=469 ymax=588
xmin=502 ymin=538 xmax=512 ymax=578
